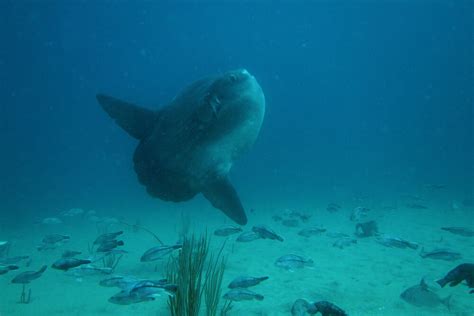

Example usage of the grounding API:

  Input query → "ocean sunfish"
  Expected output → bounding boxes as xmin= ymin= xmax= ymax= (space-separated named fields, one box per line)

xmin=97 ymin=69 xmax=265 ymax=225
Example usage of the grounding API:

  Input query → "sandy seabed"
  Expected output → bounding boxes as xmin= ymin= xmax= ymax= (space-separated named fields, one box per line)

xmin=1 ymin=195 xmax=473 ymax=316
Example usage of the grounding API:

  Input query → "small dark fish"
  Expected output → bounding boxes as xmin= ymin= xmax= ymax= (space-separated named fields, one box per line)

xmin=441 ymin=227 xmax=474 ymax=237
xmin=307 ymin=301 xmax=348 ymax=316
xmin=376 ymin=235 xmax=419 ymax=250
xmin=42 ymin=234 xmax=70 ymax=244
xmin=437 ymin=263 xmax=474 ymax=293
xmin=252 ymin=225 xmax=284 ymax=242
xmin=52 ymin=258 xmax=91 ymax=271
xmin=236 ymin=231 xmax=261 ymax=242
xmin=214 ymin=225 xmax=243 ymax=237
xmin=11 ymin=265 xmax=47 ymax=284
xmin=223 ymin=289 xmax=264 ymax=301
xmin=140 ymin=244 xmax=182 ymax=262
xmin=0 ymin=256 xmax=30 ymax=265
xmin=110 ymin=280 xmax=177 ymax=305
xmin=272 ymin=215 xmax=283 ymax=222
xmin=333 ymin=237 xmax=357 ymax=249
xmin=0 ymin=265 xmax=19 ymax=275
xmin=228 ymin=275 xmax=269 ymax=289
xmin=419 ymin=248 xmax=462 ymax=261
xmin=62 ymin=250 xmax=82 ymax=258
xmin=406 ymin=203 xmax=428 ymax=209
xmin=400 ymin=279 xmax=450 ymax=308
xmin=275 ymin=254 xmax=313 ymax=270
xmin=96 ymin=240 xmax=124 ymax=253
xmin=93 ymin=231 xmax=123 ymax=245
xmin=298 ymin=227 xmax=326 ymax=237
xmin=291 ymin=298 xmax=310 ymax=316
xmin=287 ymin=210 xmax=311 ymax=222
xmin=326 ymin=203 xmax=341 ymax=213
xmin=281 ymin=219 xmax=299 ymax=227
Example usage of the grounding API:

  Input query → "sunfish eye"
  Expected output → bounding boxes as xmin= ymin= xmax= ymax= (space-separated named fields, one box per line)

xmin=229 ymin=74 xmax=237 ymax=82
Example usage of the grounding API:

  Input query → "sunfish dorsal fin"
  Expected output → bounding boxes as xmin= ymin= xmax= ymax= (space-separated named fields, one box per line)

xmin=96 ymin=94 xmax=156 ymax=140
xmin=202 ymin=176 xmax=248 ymax=225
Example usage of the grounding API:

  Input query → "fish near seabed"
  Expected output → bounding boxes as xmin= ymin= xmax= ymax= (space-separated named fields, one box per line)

xmin=11 ymin=265 xmax=47 ymax=284
xmin=400 ymin=278 xmax=451 ymax=309
xmin=97 ymin=69 xmax=265 ymax=225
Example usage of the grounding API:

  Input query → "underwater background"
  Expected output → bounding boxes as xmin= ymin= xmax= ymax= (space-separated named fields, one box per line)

xmin=1 ymin=1 xmax=473 ymax=315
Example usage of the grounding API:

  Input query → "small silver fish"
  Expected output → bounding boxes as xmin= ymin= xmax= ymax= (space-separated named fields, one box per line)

xmin=376 ymin=234 xmax=419 ymax=250
xmin=252 ymin=225 xmax=284 ymax=241
xmin=419 ymin=248 xmax=462 ymax=261
xmin=96 ymin=240 xmax=124 ymax=253
xmin=52 ymin=258 xmax=91 ymax=271
xmin=228 ymin=275 xmax=269 ymax=288
xmin=0 ymin=265 xmax=19 ymax=275
xmin=236 ymin=231 xmax=261 ymax=242
xmin=441 ymin=227 xmax=474 ymax=237
xmin=140 ymin=244 xmax=182 ymax=262
xmin=275 ymin=254 xmax=313 ymax=270
xmin=109 ymin=282 xmax=176 ymax=305
xmin=100 ymin=275 xmax=140 ymax=288
xmin=93 ymin=231 xmax=123 ymax=245
xmin=223 ymin=289 xmax=264 ymax=301
xmin=11 ymin=265 xmax=47 ymax=284
xmin=400 ymin=279 xmax=450 ymax=308
xmin=214 ymin=225 xmax=243 ymax=237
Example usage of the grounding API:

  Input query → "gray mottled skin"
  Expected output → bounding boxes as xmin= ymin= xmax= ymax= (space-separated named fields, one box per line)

xmin=97 ymin=69 xmax=265 ymax=225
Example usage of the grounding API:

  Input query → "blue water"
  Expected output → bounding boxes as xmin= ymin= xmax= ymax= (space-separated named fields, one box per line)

xmin=1 ymin=1 xmax=473 ymax=315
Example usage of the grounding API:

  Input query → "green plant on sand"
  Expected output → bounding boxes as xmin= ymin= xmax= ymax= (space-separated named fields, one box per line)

xmin=167 ymin=232 xmax=229 ymax=316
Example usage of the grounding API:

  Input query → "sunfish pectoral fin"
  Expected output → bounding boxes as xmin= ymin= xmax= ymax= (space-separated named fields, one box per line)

xmin=96 ymin=94 xmax=156 ymax=140
xmin=202 ymin=177 xmax=248 ymax=225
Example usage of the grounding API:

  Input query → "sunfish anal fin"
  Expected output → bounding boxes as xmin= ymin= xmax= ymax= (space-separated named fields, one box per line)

xmin=96 ymin=94 xmax=156 ymax=140
xmin=202 ymin=177 xmax=248 ymax=225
